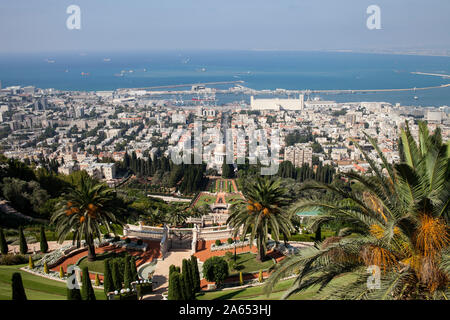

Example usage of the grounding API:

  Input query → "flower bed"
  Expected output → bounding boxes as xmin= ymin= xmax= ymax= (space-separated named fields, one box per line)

xmin=35 ymin=243 xmax=78 ymax=268
xmin=36 ymin=239 xmax=111 ymax=268
xmin=110 ymin=239 xmax=148 ymax=252
xmin=210 ymin=240 xmax=250 ymax=252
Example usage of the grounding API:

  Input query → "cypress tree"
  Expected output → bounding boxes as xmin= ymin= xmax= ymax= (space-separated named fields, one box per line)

xmin=167 ymin=269 xmax=175 ymax=300
xmin=169 ymin=264 xmax=176 ymax=276
xmin=239 ymin=272 xmax=244 ymax=285
xmin=103 ymin=259 xmax=114 ymax=296
xmin=39 ymin=226 xmax=48 ymax=253
xmin=190 ymin=255 xmax=200 ymax=293
xmin=95 ymin=274 xmax=100 ymax=287
xmin=179 ymin=273 xmax=186 ymax=300
xmin=67 ymin=288 xmax=82 ymax=300
xmin=180 ymin=273 xmax=190 ymax=300
xmin=123 ymin=255 xmax=132 ymax=289
xmin=11 ymin=272 xmax=27 ymax=301
xmin=168 ymin=272 xmax=182 ymax=300
xmin=130 ymin=256 xmax=138 ymax=281
xmin=111 ymin=260 xmax=122 ymax=290
xmin=18 ymin=226 xmax=28 ymax=255
xmin=0 ymin=228 xmax=8 ymax=255
xmin=182 ymin=259 xmax=193 ymax=299
xmin=81 ymin=267 xmax=96 ymax=300
xmin=59 ymin=266 xmax=64 ymax=279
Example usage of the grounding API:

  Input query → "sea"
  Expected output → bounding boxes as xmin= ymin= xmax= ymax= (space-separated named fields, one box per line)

xmin=0 ymin=50 xmax=449 ymax=107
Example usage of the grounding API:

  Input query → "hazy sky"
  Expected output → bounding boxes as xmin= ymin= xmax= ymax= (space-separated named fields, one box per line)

xmin=0 ymin=0 xmax=449 ymax=53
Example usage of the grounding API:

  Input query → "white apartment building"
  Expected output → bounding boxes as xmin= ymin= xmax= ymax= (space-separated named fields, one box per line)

xmin=284 ymin=143 xmax=313 ymax=167
xmin=250 ymin=95 xmax=304 ymax=111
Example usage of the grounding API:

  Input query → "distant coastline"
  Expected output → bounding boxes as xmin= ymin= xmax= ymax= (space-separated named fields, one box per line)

xmin=0 ymin=50 xmax=449 ymax=106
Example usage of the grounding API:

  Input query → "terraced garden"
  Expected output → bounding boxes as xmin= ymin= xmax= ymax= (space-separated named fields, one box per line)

xmin=0 ymin=265 xmax=106 ymax=300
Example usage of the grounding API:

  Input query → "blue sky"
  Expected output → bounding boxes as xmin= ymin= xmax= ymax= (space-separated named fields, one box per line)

xmin=0 ymin=0 xmax=449 ymax=53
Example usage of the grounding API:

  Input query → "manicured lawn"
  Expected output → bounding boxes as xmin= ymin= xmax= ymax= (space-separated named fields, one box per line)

xmin=194 ymin=194 xmax=216 ymax=207
xmin=78 ymin=251 xmax=129 ymax=274
xmin=225 ymin=195 xmax=243 ymax=205
xmin=197 ymin=273 xmax=356 ymax=300
xmin=0 ymin=265 xmax=106 ymax=300
xmin=225 ymin=252 xmax=274 ymax=276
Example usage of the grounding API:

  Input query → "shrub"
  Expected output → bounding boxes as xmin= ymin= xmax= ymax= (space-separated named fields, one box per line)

xmin=18 ymin=226 xmax=28 ymax=255
xmin=123 ymin=255 xmax=133 ymax=289
xmin=111 ymin=260 xmax=122 ymax=290
xmin=179 ymin=274 xmax=187 ymax=300
xmin=137 ymin=239 xmax=143 ymax=245
xmin=169 ymin=264 xmax=177 ymax=276
xmin=130 ymin=256 xmax=138 ymax=281
xmin=239 ymin=272 xmax=243 ymax=285
xmin=118 ymin=291 xmax=138 ymax=300
xmin=11 ymin=272 xmax=27 ymax=300
xmin=168 ymin=271 xmax=183 ymax=300
xmin=136 ymin=282 xmax=152 ymax=298
xmin=258 ymin=270 xmax=263 ymax=283
xmin=40 ymin=226 xmax=48 ymax=253
xmin=113 ymin=236 xmax=120 ymax=242
xmin=215 ymin=239 xmax=221 ymax=246
xmin=59 ymin=266 xmax=64 ymax=279
xmin=81 ymin=267 xmax=96 ymax=300
xmin=182 ymin=259 xmax=193 ymax=300
xmin=203 ymin=256 xmax=229 ymax=285
xmin=104 ymin=233 xmax=111 ymax=239
xmin=28 ymin=255 xmax=34 ymax=269
xmin=0 ymin=228 xmax=8 ymax=255
xmin=224 ymin=251 xmax=233 ymax=260
xmin=190 ymin=255 xmax=200 ymax=293
xmin=227 ymin=238 xmax=233 ymax=244
xmin=124 ymin=238 xmax=131 ymax=244
xmin=103 ymin=259 xmax=114 ymax=296
xmin=95 ymin=273 xmax=100 ymax=286
xmin=43 ymin=262 xmax=49 ymax=274
xmin=67 ymin=288 xmax=82 ymax=300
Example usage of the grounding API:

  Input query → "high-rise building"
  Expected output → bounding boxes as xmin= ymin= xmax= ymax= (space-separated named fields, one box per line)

xmin=284 ymin=143 xmax=313 ymax=167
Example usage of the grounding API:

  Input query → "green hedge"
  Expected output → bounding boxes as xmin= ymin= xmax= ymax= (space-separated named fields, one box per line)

xmin=136 ymin=282 xmax=153 ymax=298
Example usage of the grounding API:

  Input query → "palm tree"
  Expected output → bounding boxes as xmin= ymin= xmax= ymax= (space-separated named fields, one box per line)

xmin=144 ymin=208 xmax=165 ymax=226
xmin=227 ymin=177 xmax=294 ymax=262
xmin=188 ymin=203 xmax=210 ymax=218
xmin=265 ymin=122 xmax=449 ymax=299
xmin=52 ymin=175 xmax=123 ymax=261
xmin=167 ymin=207 xmax=188 ymax=227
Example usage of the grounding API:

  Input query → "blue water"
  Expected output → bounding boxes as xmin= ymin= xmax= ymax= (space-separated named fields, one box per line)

xmin=0 ymin=50 xmax=449 ymax=106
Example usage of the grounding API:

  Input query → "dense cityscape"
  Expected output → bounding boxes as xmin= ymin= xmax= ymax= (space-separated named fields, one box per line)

xmin=1 ymin=84 xmax=448 ymax=182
